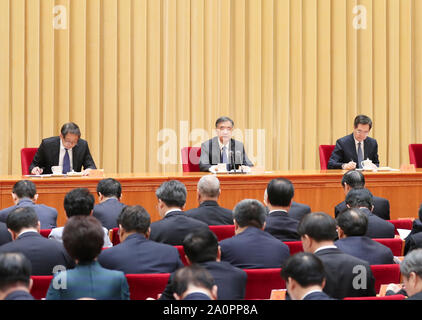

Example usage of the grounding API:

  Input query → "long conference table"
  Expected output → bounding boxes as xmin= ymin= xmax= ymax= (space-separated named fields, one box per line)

xmin=1 ymin=169 xmax=421 ymax=227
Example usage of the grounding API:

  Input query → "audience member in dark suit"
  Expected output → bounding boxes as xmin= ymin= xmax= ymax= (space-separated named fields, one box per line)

xmin=149 ymin=180 xmax=209 ymax=246
xmin=219 ymin=199 xmax=290 ymax=269
xmin=345 ymin=188 xmax=395 ymax=238
xmin=49 ymin=188 xmax=112 ymax=248
xmin=328 ymin=115 xmax=379 ymax=169
xmin=185 ymin=175 xmax=233 ymax=225
xmin=298 ymin=212 xmax=376 ymax=299
xmin=0 ymin=207 xmax=74 ymax=275
xmin=263 ymin=178 xmax=300 ymax=242
xmin=199 ymin=116 xmax=253 ymax=172
xmin=159 ymin=229 xmax=247 ymax=300
xmin=334 ymin=170 xmax=390 ymax=220
xmin=281 ymin=252 xmax=335 ymax=300
xmin=30 ymin=122 xmax=96 ymax=175
xmin=289 ymin=202 xmax=312 ymax=222
xmin=404 ymin=204 xmax=422 ymax=255
xmin=0 ymin=222 xmax=12 ymax=246
xmin=98 ymin=205 xmax=184 ymax=274
xmin=335 ymin=208 xmax=394 ymax=264
xmin=0 ymin=252 xmax=34 ymax=300
xmin=172 ymin=265 xmax=217 ymax=300
xmin=46 ymin=216 xmax=129 ymax=300
xmin=0 ymin=180 xmax=57 ymax=229
xmin=93 ymin=178 xmax=126 ymax=230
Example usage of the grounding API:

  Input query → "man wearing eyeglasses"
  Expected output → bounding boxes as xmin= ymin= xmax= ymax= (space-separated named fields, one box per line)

xmin=199 ymin=116 xmax=253 ymax=172
xmin=29 ymin=122 xmax=96 ymax=176
xmin=327 ymin=115 xmax=379 ymax=170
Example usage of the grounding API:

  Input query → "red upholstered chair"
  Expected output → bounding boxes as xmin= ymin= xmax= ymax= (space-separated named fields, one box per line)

xmin=409 ymin=144 xmax=422 ymax=168
xmin=373 ymin=238 xmax=404 ymax=256
xmin=208 ymin=225 xmax=235 ymax=241
xmin=175 ymin=245 xmax=189 ymax=266
xmin=370 ymin=264 xmax=401 ymax=294
xmin=40 ymin=229 xmax=52 ymax=238
xmin=344 ymin=294 xmax=406 ymax=300
xmin=109 ymin=227 xmax=120 ymax=246
xmin=30 ymin=275 xmax=53 ymax=299
xmin=243 ymin=268 xmax=285 ymax=300
xmin=181 ymin=147 xmax=201 ymax=172
xmin=284 ymin=241 xmax=303 ymax=255
xmin=21 ymin=148 xmax=38 ymax=175
xmin=126 ymin=273 xmax=171 ymax=300
xmin=388 ymin=219 xmax=413 ymax=236
xmin=318 ymin=145 xmax=335 ymax=170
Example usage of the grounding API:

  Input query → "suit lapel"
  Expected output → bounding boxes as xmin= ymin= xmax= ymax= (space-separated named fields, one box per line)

xmin=348 ymin=134 xmax=358 ymax=161
xmin=211 ymin=137 xmax=221 ymax=164
xmin=52 ymin=137 xmax=61 ymax=166
xmin=72 ymin=143 xmax=79 ymax=169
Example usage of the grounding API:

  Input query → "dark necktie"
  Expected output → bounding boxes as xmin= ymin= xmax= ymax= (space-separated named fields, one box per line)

xmin=357 ymin=142 xmax=363 ymax=168
xmin=62 ymin=149 xmax=70 ymax=174
xmin=221 ymin=146 xmax=228 ymax=163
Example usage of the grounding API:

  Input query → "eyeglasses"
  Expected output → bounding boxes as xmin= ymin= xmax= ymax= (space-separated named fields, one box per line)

xmin=355 ymin=129 xmax=369 ymax=136
xmin=216 ymin=126 xmax=233 ymax=132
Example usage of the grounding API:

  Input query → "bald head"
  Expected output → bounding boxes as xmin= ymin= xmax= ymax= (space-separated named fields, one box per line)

xmin=197 ymin=175 xmax=221 ymax=200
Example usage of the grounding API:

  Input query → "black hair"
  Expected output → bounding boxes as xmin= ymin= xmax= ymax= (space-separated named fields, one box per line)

xmin=96 ymin=178 xmax=122 ymax=198
xmin=171 ymin=265 xmax=215 ymax=298
xmin=155 ymin=180 xmax=187 ymax=208
xmin=60 ymin=122 xmax=81 ymax=138
xmin=215 ymin=116 xmax=234 ymax=128
xmin=341 ymin=170 xmax=365 ymax=189
xmin=0 ymin=253 xmax=32 ymax=291
xmin=281 ymin=252 xmax=326 ymax=287
xmin=345 ymin=188 xmax=374 ymax=210
xmin=297 ymin=212 xmax=338 ymax=241
xmin=6 ymin=207 xmax=39 ymax=232
xmin=266 ymin=178 xmax=294 ymax=207
xmin=336 ymin=208 xmax=368 ymax=236
xmin=12 ymin=180 xmax=37 ymax=199
xmin=117 ymin=205 xmax=150 ymax=234
xmin=183 ymin=229 xmax=219 ymax=263
xmin=354 ymin=115 xmax=372 ymax=130
xmin=63 ymin=188 xmax=95 ymax=218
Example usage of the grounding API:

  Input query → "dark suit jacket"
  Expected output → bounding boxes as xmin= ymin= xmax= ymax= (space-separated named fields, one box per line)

xmin=29 ymin=136 xmax=96 ymax=174
xmin=183 ymin=292 xmax=212 ymax=300
xmin=264 ymin=210 xmax=300 ymax=242
xmin=289 ymin=202 xmax=311 ymax=221
xmin=302 ymin=291 xmax=336 ymax=300
xmin=199 ymin=137 xmax=253 ymax=172
xmin=335 ymin=196 xmax=390 ymax=220
xmin=407 ymin=291 xmax=422 ymax=300
xmin=93 ymin=198 xmax=126 ymax=230
xmin=360 ymin=208 xmax=395 ymax=239
xmin=335 ymin=236 xmax=395 ymax=265
xmin=185 ymin=200 xmax=234 ymax=225
xmin=219 ymin=227 xmax=290 ymax=269
xmin=98 ymin=233 xmax=184 ymax=274
xmin=46 ymin=261 xmax=129 ymax=300
xmin=0 ymin=198 xmax=58 ymax=229
xmin=159 ymin=260 xmax=247 ymax=300
xmin=4 ymin=290 xmax=34 ymax=300
xmin=0 ymin=231 xmax=74 ymax=275
xmin=404 ymin=219 xmax=422 ymax=254
xmin=0 ymin=221 xmax=12 ymax=246
xmin=314 ymin=247 xmax=376 ymax=299
xmin=327 ymin=133 xmax=379 ymax=169
xmin=149 ymin=211 xmax=209 ymax=246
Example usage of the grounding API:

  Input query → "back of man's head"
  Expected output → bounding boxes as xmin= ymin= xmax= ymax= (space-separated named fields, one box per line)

xmin=6 ymin=207 xmax=39 ymax=233
xmin=281 ymin=252 xmax=326 ymax=288
xmin=117 ymin=205 xmax=150 ymax=234
xmin=0 ymin=252 xmax=32 ymax=293
xmin=64 ymin=188 xmax=95 ymax=218
xmin=197 ymin=175 xmax=220 ymax=198
xmin=155 ymin=180 xmax=187 ymax=208
xmin=341 ymin=170 xmax=365 ymax=189
xmin=233 ymin=199 xmax=266 ymax=229
xmin=12 ymin=180 xmax=36 ymax=199
xmin=345 ymin=188 xmax=373 ymax=210
xmin=171 ymin=265 xmax=216 ymax=300
xmin=96 ymin=178 xmax=122 ymax=198
xmin=297 ymin=212 xmax=337 ymax=242
xmin=183 ymin=229 xmax=219 ymax=263
xmin=266 ymin=178 xmax=294 ymax=207
xmin=336 ymin=208 xmax=368 ymax=237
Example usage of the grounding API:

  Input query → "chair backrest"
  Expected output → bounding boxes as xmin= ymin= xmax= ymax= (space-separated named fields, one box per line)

xmin=181 ymin=147 xmax=201 ymax=172
xmin=110 ymin=227 xmax=120 ymax=246
xmin=409 ymin=144 xmax=422 ymax=168
xmin=174 ymin=245 xmax=189 ymax=266
xmin=243 ymin=268 xmax=285 ymax=300
xmin=373 ymin=238 xmax=404 ymax=256
xmin=208 ymin=225 xmax=235 ymax=241
xmin=388 ymin=219 xmax=413 ymax=232
xmin=370 ymin=264 xmax=401 ymax=294
xmin=318 ymin=145 xmax=335 ymax=170
xmin=30 ymin=275 xmax=53 ymax=299
xmin=126 ymin=273 xmax=171 ymax=300
xmin=20 ymin=148 xmax=38 ymax=175
xmin=40 ymin=229 xmax=52 ymax=238
xmin=344 ymin=294 xmax=405 ymax=300
xmin=285 ymin=241 xmax=303 ymax=255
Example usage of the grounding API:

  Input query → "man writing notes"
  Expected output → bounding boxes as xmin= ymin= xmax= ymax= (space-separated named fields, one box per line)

xmin=199 ymin=116 xmax=253 ymax=172
xmin=327 ymin=115 xmax=379 ymax=170
xmin=30 ymin=122 xmax=96 ymax=176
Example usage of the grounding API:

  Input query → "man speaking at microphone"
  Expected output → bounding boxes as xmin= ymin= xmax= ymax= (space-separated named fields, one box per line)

xmin=199 ymin=116 xmax=253 ymax=172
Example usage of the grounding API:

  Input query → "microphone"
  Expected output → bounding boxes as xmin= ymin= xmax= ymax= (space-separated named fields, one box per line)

xmin=236 ymin=150 xmax=243 ymax=173
xmin=230 ymin=151 xmax=236 ymax=173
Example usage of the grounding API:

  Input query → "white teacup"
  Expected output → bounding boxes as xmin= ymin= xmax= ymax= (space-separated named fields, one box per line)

xmin=51 ymin=166 xmax=63 ymax=175
xmin=217 ymin=163 xmax=228 ymax=172
xmin=361 ymin=159 xmax=375 ymax=170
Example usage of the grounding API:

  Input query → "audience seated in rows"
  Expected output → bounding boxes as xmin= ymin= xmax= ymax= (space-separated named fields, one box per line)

xmin=185 ymin=175 xmax=234 ymax=225
xmin=298 ymin=211 xmax=376 ymax=299
xmin=159 ymin=229 xmax=246 ymax=300
xmin=0 ymin=180 xmax=57 ymax=229
xmin=263 ymin=178 xmax=300 ymax=242
xmin=219 ymin=199 xmax=290 ymax=269
xmin=281 ymin=252 xmax=335 ymax=300
xmin=404 ymin=203 xmax=422 ymax=255
xmin=49 ymin=188 xmax=112 ymax=248
xmin=345 ymin=188 xmax=395 ymax=238
xmin=46 ymin=216 xmax=129 ymax=300
xmin=0 ymin=207 xmax=74 ymax=275
xmin=93 ymin=178 xmax=127 ymax=230
xmin=335 ymin=208 xmax=394 ymax=265
xmin=149 ymin=180 xmax=209 ymax=246
xmin=335 ymin=170 xmax=390 ymax=220
xmin=0 ymin=252 xmax=34 ymax=300
xmin=98 ymin=205 xmax=184 ymax=274
xmin=171 ymin=265 xmax=217 ymax=300
xmin=0 ymin=221 xmax=11 ymax=246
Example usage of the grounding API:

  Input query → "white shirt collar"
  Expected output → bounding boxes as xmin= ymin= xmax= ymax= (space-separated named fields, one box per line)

xmin=217 ymin=138 xmax=230 ymax=151
xmin=314 ymin=245 xmax=337 ymax=254
xmin=164 ymin=208 xmax=182 ymax=216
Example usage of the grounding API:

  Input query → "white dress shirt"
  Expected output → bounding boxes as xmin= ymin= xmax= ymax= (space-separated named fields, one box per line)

xmin=59 ymin=138 xmax=74 ymax=171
